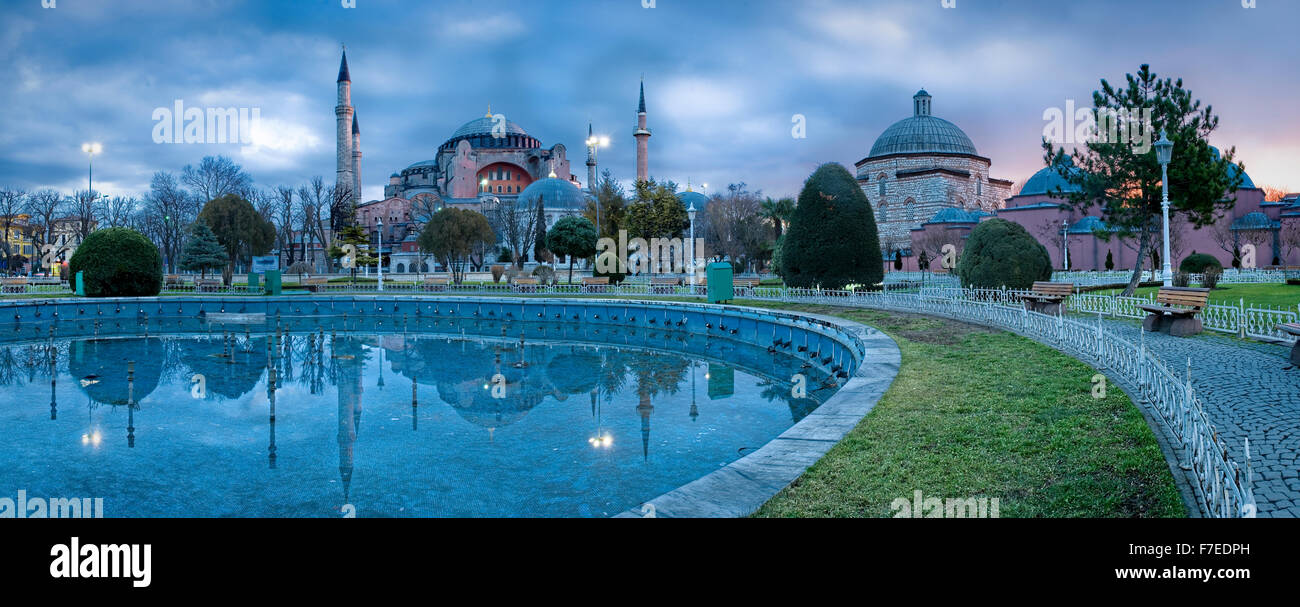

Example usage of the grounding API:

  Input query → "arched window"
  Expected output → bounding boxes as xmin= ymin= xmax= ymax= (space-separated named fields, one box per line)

xmin=877 ymin=201 xmax=889 ymax=223
xmin=903 ymin=198 xmax=916 ymax=221
xmin=395 ymin=263 xmax=406 ymax=273
xmin=877 ymin=173 xmax=887 ymax=198
xmin=420 ymin=263 xmax=429 ymax=272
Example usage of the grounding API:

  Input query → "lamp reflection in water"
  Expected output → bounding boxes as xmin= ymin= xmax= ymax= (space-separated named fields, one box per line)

xmin=588 ymin=386 xmax=612 ymax=449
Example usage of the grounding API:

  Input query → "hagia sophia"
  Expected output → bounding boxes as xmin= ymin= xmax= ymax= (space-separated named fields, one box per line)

xmin=332 ymin=50 xmax=710 ymax=274
xmin=861 ymin=90 xmax=1293 ymax=273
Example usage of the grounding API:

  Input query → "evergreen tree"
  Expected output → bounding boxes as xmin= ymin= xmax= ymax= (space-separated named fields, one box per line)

xmin=625 ymin=178 xmax=689 ymax=240
xmin=547 ymin=216 xmax=598 ymax=284
xmin=1105 ymin=249 xmax=1114 ymax=271
xmin=179 ymin=222 xmax=228 ymax=279
xmin=779 ymin=163 xmax=882 ymax=289
xmin=1044 ymin=64 xmax=1244 ymax=295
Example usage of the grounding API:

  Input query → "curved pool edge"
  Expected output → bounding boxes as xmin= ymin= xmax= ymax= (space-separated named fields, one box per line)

xmin=614 ymin=307 xmax=900 ymax=518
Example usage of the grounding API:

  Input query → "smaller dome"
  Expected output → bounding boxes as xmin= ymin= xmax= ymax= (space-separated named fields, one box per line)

xmin=518 ymin=178 xmax=589 ymax=212
xmin=1210 ymin=147 xmax=1255 ymax=189
xmin=1020 ymin=156 xmax=1084 ymax=197
xmin=390 ymin=172 xmax=400 ymax=178
xmin=1230 ymin=211 xmax=1278 ymax=231
xmin=925 ymin=207 xmax=980 ymax=224
xmin=1066 ymin=216 xmax=1112 ymax=234
xmin=678 ymin=190 xmax=710 ymax=211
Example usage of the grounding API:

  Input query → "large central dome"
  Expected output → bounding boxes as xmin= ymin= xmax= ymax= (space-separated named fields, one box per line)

xmin=868 ymin=90 xmax=978 ymax=158
xmin=440 ymin=112 xmax=539 ymax=152
xmin=451 ymin=115 xmax=529 ymax=139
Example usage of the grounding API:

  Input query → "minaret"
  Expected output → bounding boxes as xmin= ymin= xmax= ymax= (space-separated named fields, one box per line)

xmin=633 ymin=79 xmax=651 ymax=182
xmin=335 ymin=48 xmax=355 ymax=203
xmin=351 ymin=113 xmax=362 ymax=205
xmin=585 ymin=122 xmax=597 ymax=191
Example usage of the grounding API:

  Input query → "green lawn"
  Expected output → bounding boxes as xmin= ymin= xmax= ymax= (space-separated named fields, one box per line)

xmin=1091 ymin=282 xmax=1300 ymax=310
xmin=746 ymin=303 xmax=1185 ymax=518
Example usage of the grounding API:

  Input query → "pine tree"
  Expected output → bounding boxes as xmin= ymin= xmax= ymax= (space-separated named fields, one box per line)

xmin=1105 ymin=249 xmax=1114 ymax=271
xmin=179 ymin=222 xmax=228 ymax=279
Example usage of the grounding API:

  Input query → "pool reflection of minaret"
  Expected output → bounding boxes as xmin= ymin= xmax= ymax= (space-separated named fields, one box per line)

xmin=636 ymin=392 xmax=653 ymax=461
xmin=336 ymin=338 xmax=364 ymax=505
xmin=126 ymin=361 xmax=136 ymax=448
xmin=267 ymin=359 xmax=278 ymax=470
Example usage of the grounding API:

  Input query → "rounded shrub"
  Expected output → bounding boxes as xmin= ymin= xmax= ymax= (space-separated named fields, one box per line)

xmin=954 ymin=218 xmax=1052 ymax=289
xmin=68 ymin=227 xmax=163 ymax=297
xmin=1179 ymin=252 xmax=1222 ymax=274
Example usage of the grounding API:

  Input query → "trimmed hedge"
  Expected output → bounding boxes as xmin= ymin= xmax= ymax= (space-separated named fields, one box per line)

xmin=1179 ymin=253 xmax=1222 ymax=274
xmin=68 ymin=228 xmax=163 ymax=297
xmin=954 ymin=218 xmax=1052 ymax=289
xmin=779 ymin=163 xmax=882 ymax=289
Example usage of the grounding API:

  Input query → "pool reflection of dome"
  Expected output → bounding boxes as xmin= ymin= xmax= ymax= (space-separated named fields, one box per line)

xmin=69 ymin=338 xmax=164 ymax=405
xmin=180 ymin=336 xmax=268 ymax=400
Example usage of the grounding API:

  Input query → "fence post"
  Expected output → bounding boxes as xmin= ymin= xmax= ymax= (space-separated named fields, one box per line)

xmin=1237 ymin=298 xmax=1246 ymax=339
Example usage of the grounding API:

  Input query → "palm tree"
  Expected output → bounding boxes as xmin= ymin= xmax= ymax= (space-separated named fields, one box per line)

xmin=760 ymin=197 xmax=795 ymax=240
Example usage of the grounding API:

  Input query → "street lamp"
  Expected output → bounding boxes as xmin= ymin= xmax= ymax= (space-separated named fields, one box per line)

xmin=687 ymin=202 xmax=697 ymax=286
xmin=1154 ymin=129 xmax=1175 ymax=286
xmin=81 ymin=142 xmax=102 ymax=195
xmin=376 ymin=217 xmax=384 ymax=291
xmin=1062 ymin=219 xmax=1069 ymax=271
xmin=585 ymin=133 xmax=609 ymax=232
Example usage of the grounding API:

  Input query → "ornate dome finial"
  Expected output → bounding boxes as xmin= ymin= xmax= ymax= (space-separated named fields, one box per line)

xmin=485 ymin=103 xmax=492 ymax=119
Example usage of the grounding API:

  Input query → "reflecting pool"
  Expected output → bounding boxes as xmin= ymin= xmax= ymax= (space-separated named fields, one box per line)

xmin=0 ymin=316 xmax=842 ymax=517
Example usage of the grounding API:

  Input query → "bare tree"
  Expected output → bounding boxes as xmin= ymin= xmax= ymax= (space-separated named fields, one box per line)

xmin=99 ymin=196 xmax=139 ymax=229
xmin=142 ymin=171 xmax=199 ymax=273
xmin=273 ymin=186 xmax=299 ymax=266
xmin=25 ymin=189 xmax=64 ymax=268
xmin=68 ymin=190 xmax=98 ymax=243
xmin=487 ymin=196 xmax=539 ymax=268
xmin=0 ymin=188 xmax=27 ymax=271
xmin=1280 ymin=221 xmax=1300 ymax=265
xmin=181 ymin=156 xmax=252 ymax=204
xmin=704 ymin=183 xmax=767 ymax=272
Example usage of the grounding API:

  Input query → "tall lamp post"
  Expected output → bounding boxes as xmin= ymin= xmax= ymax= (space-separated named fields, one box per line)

xmin=1062 ymin=219 xmax=1069 ymax=271
xmin=585 ymin=132 xmax=609 ymax=233
xmin=1155 ymin=129 xmax=1175 ymax=287
xmin=376 ymin=217 xmax=384 ymax=291
xmin=687 ymin=202 xmax=697 ymax=286
xmin=81 ymin=143 xmax=102 ymax=195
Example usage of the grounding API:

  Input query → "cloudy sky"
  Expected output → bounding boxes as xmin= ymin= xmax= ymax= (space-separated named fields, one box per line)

xmin=2 ymin=0 xmax=1297 ymax=202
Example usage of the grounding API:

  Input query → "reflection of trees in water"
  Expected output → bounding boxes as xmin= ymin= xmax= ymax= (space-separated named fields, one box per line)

xmin=0 ymin=344 xmax=48 ymax=386
xmin=627 ymin=352 xmax=689 ymax=399
xmin=757 ymin=378 xmax=821 ymax=423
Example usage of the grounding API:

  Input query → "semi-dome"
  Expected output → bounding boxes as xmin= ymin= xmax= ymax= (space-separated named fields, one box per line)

xmin=517 ymin=177 xmax=588 ymax=211
xmin=1020 ymin=156 xmax=1084 ymax=197
xmin=868 ymin=90 xmax=978 ymax=158
xmin=405 ymin=159 xmax=437 ymax=170
xmin=678 ymin=190 xmax=710 ymax=211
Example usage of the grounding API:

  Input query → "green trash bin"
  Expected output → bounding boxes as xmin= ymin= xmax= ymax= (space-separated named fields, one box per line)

xmin=706 ymin=262 xmax=734 ymax=303
xmin=75 ymin=271 xmax=85 ymax=296
xmin=264 ymin=270 xmax=281 ymax=296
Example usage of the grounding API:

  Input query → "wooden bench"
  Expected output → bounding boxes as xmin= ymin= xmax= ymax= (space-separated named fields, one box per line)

xmin=733 ymin=277 xmax=761 ymax=295
xmin=1277 ymin=323 xmax=1300 ymax=365
xmin=195 ymin=278 xmax=224 ymax=293
xmin=1138 ymin=287 xmax=1211 ymax=337
xmin=511 ymin=277 xmax=539 ymax=292
xmin=1 ymin=277 xmax=28 ymax=294
xmin=422 ymin=275 xmax=452 ymax=291
xmin=165 ymin=274 xmax=186 ymax=289
xmin=1021 ymin=281 xmax=1074 ymax=315
xmin=581 ymin=276 xmax=610 ymax=293
xmin=650 ymin=276 xmax=681 ymax=294
xmin=301 ymin=277 xmax=329 ymax=293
